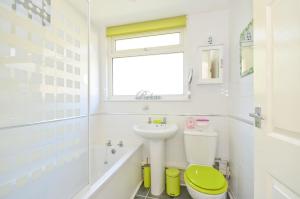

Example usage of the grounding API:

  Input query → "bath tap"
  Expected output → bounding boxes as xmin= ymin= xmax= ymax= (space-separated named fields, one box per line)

xmin=106 ymin=140 xmax=112 ymax=147
xmin=117 ymin=141 xmax=123 ymax=147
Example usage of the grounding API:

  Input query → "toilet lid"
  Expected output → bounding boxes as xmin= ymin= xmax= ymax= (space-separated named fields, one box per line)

xmin=185 ymin=165 xmax=227 ymax=194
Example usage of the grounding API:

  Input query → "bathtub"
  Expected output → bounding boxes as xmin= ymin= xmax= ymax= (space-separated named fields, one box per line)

xmin=73 ymin=143 xmax=143 ymax=199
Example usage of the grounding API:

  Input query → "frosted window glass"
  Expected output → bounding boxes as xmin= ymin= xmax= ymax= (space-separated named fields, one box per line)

xmin=115 ymin=33 xmax=180 ymax=51
xmin=112 ymin=53 xmax=183 ymax=95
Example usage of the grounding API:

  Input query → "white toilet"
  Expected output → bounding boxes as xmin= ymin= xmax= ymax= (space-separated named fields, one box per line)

xmin=184 ymin=128 xmax=228 ymax=199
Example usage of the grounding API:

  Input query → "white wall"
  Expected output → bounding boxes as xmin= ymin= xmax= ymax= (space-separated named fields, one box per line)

xmin=97 ymin=11 xmax=230 ymax=115
xmin=90 ymin=10 xmax=230 ymax=168
xmin=228 ymin=0 xmax=254 ymax=198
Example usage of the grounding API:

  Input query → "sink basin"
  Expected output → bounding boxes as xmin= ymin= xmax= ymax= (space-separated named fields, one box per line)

xmin=133 ymin=123 xmax=178 ymax=139
xmin=133 ymin=123 xmax=178 ymax=196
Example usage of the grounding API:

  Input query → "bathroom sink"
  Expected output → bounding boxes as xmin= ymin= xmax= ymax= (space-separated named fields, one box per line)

xmin=133 ymin=123 xmax=178 ymax=139
xmin=133 ymin=123 xmax=178 ymax=196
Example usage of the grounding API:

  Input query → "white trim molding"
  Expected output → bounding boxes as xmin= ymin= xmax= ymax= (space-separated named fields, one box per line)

xmin=105 ymin=28 xmax=189 ymax=101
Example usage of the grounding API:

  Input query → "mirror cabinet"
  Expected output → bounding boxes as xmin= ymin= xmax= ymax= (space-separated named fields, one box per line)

xmin=198 ymin=45 xmax=224 ymax=84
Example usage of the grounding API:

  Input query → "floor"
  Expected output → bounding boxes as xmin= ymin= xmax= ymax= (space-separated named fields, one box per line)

xmin=134 ymin=183 xmax=192 ymax=199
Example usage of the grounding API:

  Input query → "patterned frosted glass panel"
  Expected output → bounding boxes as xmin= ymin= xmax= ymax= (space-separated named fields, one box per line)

xmin=0 ymin=118 xmax=89 ymax=199
xmin=0 ymin=0 xmax=88 ymax=128
xmin=0 ymin=0 xmax=89 ymax=198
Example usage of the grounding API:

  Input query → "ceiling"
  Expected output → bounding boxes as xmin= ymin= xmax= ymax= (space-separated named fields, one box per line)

xmin=68 ymin=0 xmax=230 ymax=27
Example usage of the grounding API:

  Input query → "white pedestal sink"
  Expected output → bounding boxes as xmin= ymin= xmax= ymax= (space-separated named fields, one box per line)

xmin=133 ymin=123 xmax=178 ymax=196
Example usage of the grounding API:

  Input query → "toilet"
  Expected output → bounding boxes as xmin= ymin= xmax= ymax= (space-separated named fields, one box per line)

xmin=184 ymin=128 xmax=228 ymax=199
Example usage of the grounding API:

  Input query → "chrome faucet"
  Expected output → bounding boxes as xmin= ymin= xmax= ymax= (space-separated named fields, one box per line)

xmin=106 ymin=140 xmax=112 ymax=147
xmin=117 ymin=141 xmax=123 ymax=147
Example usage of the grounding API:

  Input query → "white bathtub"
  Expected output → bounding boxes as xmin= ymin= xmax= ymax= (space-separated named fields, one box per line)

xmin=73 ymin=143 xmax=143 ymax=199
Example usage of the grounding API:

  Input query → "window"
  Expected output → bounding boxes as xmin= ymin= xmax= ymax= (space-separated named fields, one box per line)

xmin=107 ymin=29 xmax=186 ymax=101
xmin=115 ymin=33 xmax=181 ymax=51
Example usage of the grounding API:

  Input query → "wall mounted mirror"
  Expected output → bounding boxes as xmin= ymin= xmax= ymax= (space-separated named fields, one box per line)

xmin=198 ymin=45 xmax=224 ymax=84
xmin=240 ymin=20 xmax=253 ymax=77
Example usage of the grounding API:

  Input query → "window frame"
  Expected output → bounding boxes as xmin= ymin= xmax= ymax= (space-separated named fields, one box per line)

xmin=105 ymin=28 xmax=188 ymax=101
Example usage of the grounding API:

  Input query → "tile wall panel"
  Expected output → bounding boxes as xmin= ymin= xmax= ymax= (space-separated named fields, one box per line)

xmin=0 ymin=117 xmax=89 ymax=199
xmin=0 ymin=0 xmax=89 ymax=198
xmin=0 ymin=0 xmax=88 ymax=128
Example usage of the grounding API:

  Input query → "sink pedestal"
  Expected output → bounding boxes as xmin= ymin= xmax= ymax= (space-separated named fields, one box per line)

xmin=149 ymin=140 xmax=165 ymax=196
xmin=133 ymin=123 xmax=178 ymax=196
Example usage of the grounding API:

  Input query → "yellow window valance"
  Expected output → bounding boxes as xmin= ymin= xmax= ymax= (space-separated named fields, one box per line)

xmin=106 ymin=15 xmax=186 ymax=37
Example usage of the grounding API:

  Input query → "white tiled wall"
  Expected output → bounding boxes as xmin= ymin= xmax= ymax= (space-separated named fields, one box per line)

xmin=228 ymin=118 xmax=254 ymax=199
xmin=0 ymin=0 xmax=89 ymax=198
xmin=90 ymin=114 xmax=229 ymax=169
xmin=228 ymin=0 xmax=254 ymax=198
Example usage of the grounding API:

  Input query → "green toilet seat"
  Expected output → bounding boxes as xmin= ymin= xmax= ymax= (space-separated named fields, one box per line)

xmin=184 ymin=165 xmax=228 ymax=195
